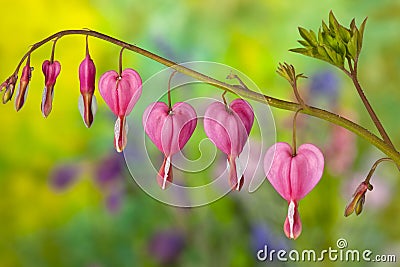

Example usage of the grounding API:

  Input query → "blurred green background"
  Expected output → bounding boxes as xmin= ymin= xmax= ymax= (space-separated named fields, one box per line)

xmin=1 ymin=0 xmax=400 ymax=266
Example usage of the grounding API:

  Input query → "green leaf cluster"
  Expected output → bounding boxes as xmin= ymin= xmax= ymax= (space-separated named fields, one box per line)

xmin=290 ymin=11 xmax=367 ymax=69
xmin=276 ymin=62 xmax=307 ymax=86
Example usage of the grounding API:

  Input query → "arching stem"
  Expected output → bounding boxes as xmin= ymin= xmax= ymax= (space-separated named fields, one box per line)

xmin=5 ymin=29 xmax=400 ymax=166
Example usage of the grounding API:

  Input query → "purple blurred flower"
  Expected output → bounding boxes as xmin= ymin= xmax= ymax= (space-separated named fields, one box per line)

xmin=95 ymin=153 xmax=125 ymax=188
xmin=251 ymin=223 xmax=289 ymax=260
xmin=49 ymin=163 xmax=80 ymax=191
xmin=148 ymin=230 xmax=185 ymax=265
xmin=106 ymin=190 xmax=123 ymax=214
xmin=94 ymin=153 xmax=128 ymax=214
xmin=309 ymin=71 xmax=339 ymax=102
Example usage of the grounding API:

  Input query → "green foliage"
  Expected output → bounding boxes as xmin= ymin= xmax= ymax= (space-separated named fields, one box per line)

xmin=276 ymin=62 xmax=307 ymax=86
xmin=290 ymin=11 xmax=368 ymax=70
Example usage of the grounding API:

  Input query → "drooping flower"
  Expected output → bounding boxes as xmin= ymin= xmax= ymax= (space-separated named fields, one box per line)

xmin=1 ymin=74 xmax=18 ymax=104
xmin=41 ymin=60 xmax=61 ymax=117
xmin=344 ymin=180 xmax=372 ymax=216
xmin=99 ymin=69 xmax=142 ymax=152
xmin=203 ymin=99 xmax=254 ymax=191
xmin=78 ymin=48 xmax=97 ymax=128
xmin=264 ymin=142 xmax=324 ymax=239
xmin=143 ymin=102 xmax=197 ymax=189
xmin=15 ymin=60 xmax=32 ymax=111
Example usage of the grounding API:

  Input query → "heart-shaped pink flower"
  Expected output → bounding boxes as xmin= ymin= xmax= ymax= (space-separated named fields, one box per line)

xmin=143 ymin=101 xmax=197 ymax=189
xmin=204 ymin=99 xmax=254 ymax=191
xmin=99 ymin=68 xmax=142 ymax=152
xmin=264 ymin=142 xmax=324 ymax=239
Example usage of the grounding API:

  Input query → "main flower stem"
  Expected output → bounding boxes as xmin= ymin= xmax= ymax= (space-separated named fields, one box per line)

xmin=9 ymin=29 xmax=400 ymax=165
xmin=351 ymin=74 xmax=395 ymax=149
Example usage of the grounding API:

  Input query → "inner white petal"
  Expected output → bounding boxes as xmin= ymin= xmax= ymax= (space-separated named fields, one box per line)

xmin=235 ymin=156 xmax=244 ymax=190
xmin=114 ymin=117 xmax=121 ymax=141
xmin=78 ymin=95 xmax=85 ymax=122
xmin=288 ymin=201 xmax=295 ymax=239
xmin=91 ymin=95 xmax=98 ymax=116
xmin=41 ymin=87 xmax=47 ymax=112
xmin=163 ymin=156 xmax=171 ymax=189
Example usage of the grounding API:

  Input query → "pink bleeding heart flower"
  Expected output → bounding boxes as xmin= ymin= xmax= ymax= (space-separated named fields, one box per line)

xmin=78 ymin=49 xmax=97 ymax=128
xmin=15 ymin=60 xmax=32 ymax=111
xmin=41 ymin=60 xmax=61 ymax=117
xmin=99 ymin=68 xmax=142 ymax=152
xmin=204 ymin=99 xmax=254 ymax=191
xmin=264 ymin=142 xmax=324 ymax=239
xmin=143 ymin=102 xmax=197 ymax=189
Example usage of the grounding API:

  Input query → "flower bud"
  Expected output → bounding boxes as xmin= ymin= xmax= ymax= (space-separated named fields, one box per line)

xmin=344 ymin=181 xmax=372 ymax=217
xmin=15 ymin=63 xmax=32 ymax=111
xmin=78 ymin=53 xmax=96 ymax=127
xmin=41 ymin=60 xmax=61 ymax=117
xmin=1 ymin=75 xmax=17 ymax=104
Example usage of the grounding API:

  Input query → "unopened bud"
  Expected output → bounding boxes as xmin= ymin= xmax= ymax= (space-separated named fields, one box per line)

xmin=344 ymin=181 xmax=371 ymax=217
xmin=15 ymin=64 xmax=32 ymax=111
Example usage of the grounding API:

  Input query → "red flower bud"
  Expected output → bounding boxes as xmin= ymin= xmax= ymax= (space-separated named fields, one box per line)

xmin=78 ymin=53 xmax=97 ymax=127
xmin=15 ymin=62 xmax=32 ymax=111
xmin=41 ymin=60 xmax=61 ymax=117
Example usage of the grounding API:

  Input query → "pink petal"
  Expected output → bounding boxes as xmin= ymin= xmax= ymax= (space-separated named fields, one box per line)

xmin=230 ymin=99 xmax=254 ymax=135
xmin=204 ymin=100 xmax=253 ymax=156
xmin=143 ymin=102 xmax=197 ymax=156
xmin=143 ymin=102 xmax=170 ymax=152
xmin=264 ymin=142 xmax=324 ymax=201
xmin=99 ymin=68 xmax=142 ymax=117
xmin=170 ymin=102 xmax=198 ymax=152
xmin=42 ymin=60 xmax=61 ymax=86
xmin=119 ymin=69 xmax=142 ymax=115
xmin=291 ymin=144 xmax=324 ymax=200
xmin=203 ymin=101 xmax=233 ymax=155
xmin=79 ymin=55 xmax=96 ymax=95
xmin=98 ymin=70 xmax=119 ymax=115
xmin=263 ymin=142 xmax=293 ymax=200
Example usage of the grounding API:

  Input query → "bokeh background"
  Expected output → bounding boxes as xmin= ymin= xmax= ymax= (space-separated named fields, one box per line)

xmin=1 ymin=0 xmax=400 ymax=266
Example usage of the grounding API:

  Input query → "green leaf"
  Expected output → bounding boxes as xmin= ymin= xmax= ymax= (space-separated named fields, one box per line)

xmin=339 ymin=26 xmax=351 ymax=43
xmin=317 ymin=46 xmax=330 ymax=61
xmin=322 ymin=20 xmax=330 ymax=34
xmin=298 ymin=27 xmax=317 ymax=47
xmin=297 ymin=40 xmax=309 ymax=47
xmin=347 ymin=34 xmax=358 ymax=60
xmin=329 ymin=11 xmax=340 ymax=35
xmin=323 ymin=45 xmax=337 ymax=63
xmin=350 ymin=18 xmax=356 ymax=32
xmin=318 ymin=28 xmax=324 ymax=45
xmin=357 ymin=17 xmax=368 ymax=53
xmin=289 ymin=47 xmax=312 ymax=56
